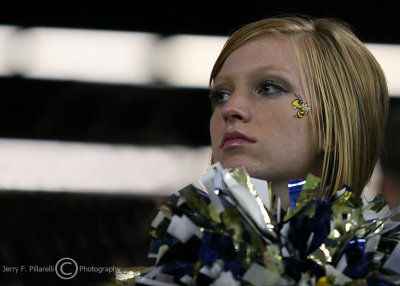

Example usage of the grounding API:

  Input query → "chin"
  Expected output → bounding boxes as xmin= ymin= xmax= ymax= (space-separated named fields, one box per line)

xmin=219 ymin=157 xmax=260 ymax=177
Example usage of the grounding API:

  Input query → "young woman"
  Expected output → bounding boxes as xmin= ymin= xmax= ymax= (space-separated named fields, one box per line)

xmin=117 ymin=15 xmax=398 ymax=286
xmin=209 ymin=15 xmax=389 ymax=210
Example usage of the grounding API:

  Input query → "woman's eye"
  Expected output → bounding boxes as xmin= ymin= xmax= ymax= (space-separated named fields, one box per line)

xmin=210 ymin=90 xmax=231 ymax=105
xmin=255 ymin=82 xmax=285 ymax=96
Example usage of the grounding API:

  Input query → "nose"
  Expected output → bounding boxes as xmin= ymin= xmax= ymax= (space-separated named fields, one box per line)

xmin=221 ymin=92 xmax=251 ymax=123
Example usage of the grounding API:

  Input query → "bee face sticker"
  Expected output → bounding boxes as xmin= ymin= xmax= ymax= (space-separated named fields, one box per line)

xmin=291 ymin=94 xmax=311 ymax=118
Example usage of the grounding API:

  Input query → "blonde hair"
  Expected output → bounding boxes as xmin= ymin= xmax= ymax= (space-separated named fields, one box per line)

xmin=210 ymin=15 xmax=389 ymax=195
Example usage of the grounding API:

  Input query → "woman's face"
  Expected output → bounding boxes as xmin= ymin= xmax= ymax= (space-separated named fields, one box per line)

xmin=210 ymin=35 xmax=322 ymax=190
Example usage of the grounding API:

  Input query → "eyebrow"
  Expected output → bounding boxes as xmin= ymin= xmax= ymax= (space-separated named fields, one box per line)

xmin=253 ymin=65 xmax=294 ymax=76
xmin=212 ymin=64 xmax=295 ymax=86
xmin=213 ymin=64 xmax=294 ymax=82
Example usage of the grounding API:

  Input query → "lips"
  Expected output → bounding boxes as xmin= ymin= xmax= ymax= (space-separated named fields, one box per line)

xmin=221 ymin=131 xmax=256 ymax=150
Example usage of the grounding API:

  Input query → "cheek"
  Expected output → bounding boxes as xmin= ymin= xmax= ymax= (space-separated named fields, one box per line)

xmin=209 ymin=112 xmax=221 ymax=146
xmin=258 ymin=103 xmax=314 ymax=152
xmin=256 ymin=102 xmax=294 ymax=133
xmin=281 ymin=119 xmax=318 ymax=159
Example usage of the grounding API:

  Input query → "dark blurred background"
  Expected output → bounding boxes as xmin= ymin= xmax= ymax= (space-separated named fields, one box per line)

xmin=0 ymin=2 xmax=399 ymax=285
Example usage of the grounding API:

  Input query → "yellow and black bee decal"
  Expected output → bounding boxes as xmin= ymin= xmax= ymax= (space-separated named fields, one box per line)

xmin=291 ymin=94 xmax=311 ymax=118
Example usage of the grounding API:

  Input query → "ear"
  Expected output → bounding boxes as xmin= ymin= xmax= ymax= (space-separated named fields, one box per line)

xmin=320 ymin=139 xmax=337 ymax=157
xmin=317 ymin=126 xmax=334 ymax=154
xmin=321 ymin=141 xmax=332 ymax=153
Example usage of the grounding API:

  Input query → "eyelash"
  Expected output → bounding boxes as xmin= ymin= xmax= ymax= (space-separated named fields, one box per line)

xmin=209 ymin=90 xmax=230 ymax=107
xmin=255 ymin=81 xmax=288 ymax=96
xmin=209 ymin=81 xmax=288 ymax=106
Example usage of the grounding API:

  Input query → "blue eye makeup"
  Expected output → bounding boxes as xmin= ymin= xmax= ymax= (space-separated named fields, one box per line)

xmin=209 ymin=88 xmax=231 ymax=107
xmin=254 ymin=80 xmax=290 ymax=97
xmin=209 ymin=77 xmax=291 ymax=108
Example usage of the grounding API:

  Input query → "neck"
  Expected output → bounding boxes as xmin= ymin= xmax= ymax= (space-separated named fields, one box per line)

xmin=272 ymin=181 xmax=290 ymax=211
